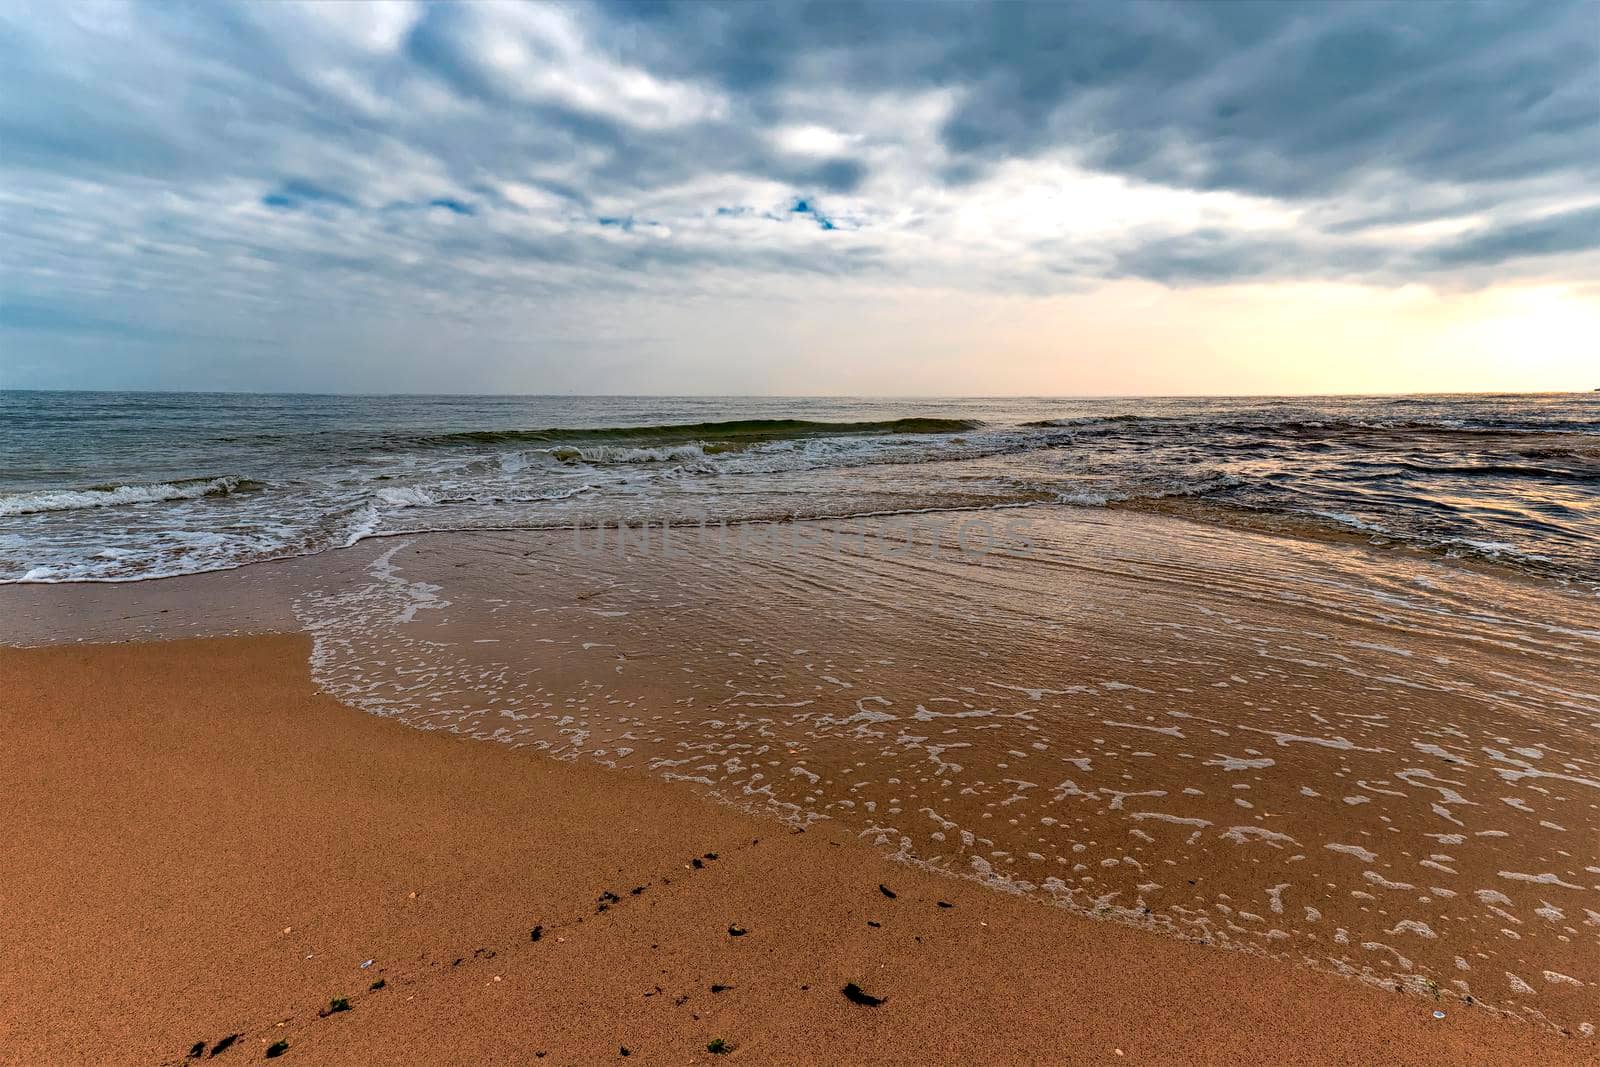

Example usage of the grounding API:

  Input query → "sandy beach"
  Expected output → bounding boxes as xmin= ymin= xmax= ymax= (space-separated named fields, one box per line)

xmin=0 ymin=631 xmax=1590 ymax=1065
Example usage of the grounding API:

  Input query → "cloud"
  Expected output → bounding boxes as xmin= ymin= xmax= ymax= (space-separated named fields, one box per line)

xmin=601 ymin=1 xmax=1598 ymax=198
xmin=1422 ymin=205 xmax=1600 ymax=269
xmin=0 ymin=0 xmax=1595 ymax=390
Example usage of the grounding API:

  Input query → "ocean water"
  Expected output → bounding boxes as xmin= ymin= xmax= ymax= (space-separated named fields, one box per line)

xmin=1 ymin=391 xmax=1596 ymax=585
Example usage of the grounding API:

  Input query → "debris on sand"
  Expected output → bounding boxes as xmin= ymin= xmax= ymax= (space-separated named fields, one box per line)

xmin=727 ymin=924 xmax=747 ymax=937
xmin=265 ymin=1040 xmax=289 ymax=1059
xmin=209 ymin=1034 xmax=240 ymax=1057
xmin=878 ymin=884 xmax=897 ymax=899
xmin=842 ymin=982 xmax=887 ymax=1007
xmin=318 ymin=998 xmax=351 ymax=1018
xmin=707 ymin=1038 xmax=731 ymax=1054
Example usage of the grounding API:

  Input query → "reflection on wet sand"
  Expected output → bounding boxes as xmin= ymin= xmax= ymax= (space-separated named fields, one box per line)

xmin=274 ymin=508 xmax=1599 ymax=1036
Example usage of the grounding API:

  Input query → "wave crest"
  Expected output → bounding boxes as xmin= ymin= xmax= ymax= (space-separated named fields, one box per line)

xmin=0 ymin=476 xmax=254 ymax=517
xmin=548 ymin=443 xmax=714 ymax=466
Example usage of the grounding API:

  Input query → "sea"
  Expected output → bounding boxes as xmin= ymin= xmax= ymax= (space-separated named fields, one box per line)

xmin=2 ymin=391 xmax=1597 ymax=586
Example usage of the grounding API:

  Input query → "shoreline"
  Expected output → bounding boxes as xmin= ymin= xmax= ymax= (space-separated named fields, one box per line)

xmin=6 ymin=489 xmax=1589 ymax=593
xmin=1 ymin=634 xmax=1589 ymax=1064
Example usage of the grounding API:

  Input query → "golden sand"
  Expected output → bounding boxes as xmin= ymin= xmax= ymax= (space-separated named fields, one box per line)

xmin=0 ymin=635 xmax=1586 ymax=1065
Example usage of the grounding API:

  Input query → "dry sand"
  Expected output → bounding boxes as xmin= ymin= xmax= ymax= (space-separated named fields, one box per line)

xmin=0 ymin=635 xmax=1586 ymax=1065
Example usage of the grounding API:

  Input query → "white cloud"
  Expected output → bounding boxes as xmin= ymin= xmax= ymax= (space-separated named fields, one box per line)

xmin=773 ymin=124 xmax=857 ymax=156
xmin=472 ymin=2 xmax=728 ymax=127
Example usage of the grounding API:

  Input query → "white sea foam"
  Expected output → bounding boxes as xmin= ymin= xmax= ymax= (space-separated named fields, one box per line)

xmin=1325 ymin=843 xmax=1379 ymax=863
xmin=0 ymin=476 xmax=246 ymax=516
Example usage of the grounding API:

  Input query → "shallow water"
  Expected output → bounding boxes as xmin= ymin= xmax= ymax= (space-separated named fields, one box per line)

xmin=3 ymin=391 xmax=1597 ymax=584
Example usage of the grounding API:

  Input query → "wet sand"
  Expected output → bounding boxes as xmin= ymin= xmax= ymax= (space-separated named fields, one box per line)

xmin=169 ymin=508 xmax=1594 ymax=1034
xmin=0 ymin=634 xmax=1589 ymax=1065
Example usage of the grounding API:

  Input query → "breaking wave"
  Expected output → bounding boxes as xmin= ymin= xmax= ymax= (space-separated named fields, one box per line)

xmin=0 ymin=476 xmax=256 ymax=517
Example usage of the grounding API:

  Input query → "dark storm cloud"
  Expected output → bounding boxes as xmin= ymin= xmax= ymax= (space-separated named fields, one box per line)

xmin=593 ymin=0 xmax=1599 ymax=201
xmin=1423 ymin=205 xmax=1600 ymax=269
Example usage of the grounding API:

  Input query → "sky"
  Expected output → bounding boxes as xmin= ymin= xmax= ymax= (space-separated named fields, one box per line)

xmin=1 ymin=0 xmax=1597 ymax=396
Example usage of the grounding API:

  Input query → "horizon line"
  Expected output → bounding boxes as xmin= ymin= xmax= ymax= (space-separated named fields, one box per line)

xmin=3 ymin=387 xmax=1595 ymax=401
